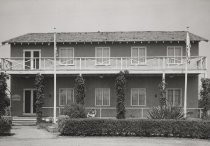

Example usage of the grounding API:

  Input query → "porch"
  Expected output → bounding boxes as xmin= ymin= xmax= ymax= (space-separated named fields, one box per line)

xmin=10 ymin=74 xmax=201 ymax=119
xmin=0 ymin=56 xmax=207 ymax=74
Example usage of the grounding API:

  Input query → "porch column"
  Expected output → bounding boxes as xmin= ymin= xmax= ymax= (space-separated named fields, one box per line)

xmin=53 ymin=29 xmax=57 ymax=123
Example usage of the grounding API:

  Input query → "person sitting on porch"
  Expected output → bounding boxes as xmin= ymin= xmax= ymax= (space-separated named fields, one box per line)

xmin=87 ymin=109 xmax=97 ymax=118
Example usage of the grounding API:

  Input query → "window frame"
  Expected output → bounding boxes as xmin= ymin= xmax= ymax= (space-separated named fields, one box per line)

xmin=131 ymin=46 xmax=147 ymax=65
xmin=131 ymin=88 xmax=146 ymax=106
xmin=167 ymin=46 xmax=183 ymax=64
xmin=23 ymin=49 xmax=41 ymax=70
xmin=95 ymin=88 xmax=110 ymax=106
xmin=95 ymin=47 xmax=110 ymax=66
xmin=166 ymin=88 xmax=182 ymax=107
xmin=59 ymin=88 xmax=74 ymax=106
xmin=59 ymin=47 xmax=74 ymax=65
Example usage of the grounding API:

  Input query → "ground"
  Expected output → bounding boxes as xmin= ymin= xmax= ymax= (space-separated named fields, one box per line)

xmin=0 ymin=126 xmax=210 ymax=146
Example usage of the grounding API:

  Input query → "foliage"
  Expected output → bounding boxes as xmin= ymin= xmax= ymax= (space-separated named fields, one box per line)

xmin=34 ymin=74 xmax=45 ymax=123
xmin=147 ymin=106 xmax=184 ymax=119
xmin=0 ymin=116 xmax=12 ymax=135
xmin=58 ymin=117 xmax=210 ymax=139
xmin=63 ymin=103 xmax=86 ymax=118
xmin=158 ymin=78 xmax=167 ymax=108
xmin=115 ymin=70 xmax=128 ymax=119
xmin=75 ymin=75 xmax=85 ymax=105
xmin=0 ymin=72 xmax=10 ymax=117
xmin=200 ymin=78 xmax=210 ymax=119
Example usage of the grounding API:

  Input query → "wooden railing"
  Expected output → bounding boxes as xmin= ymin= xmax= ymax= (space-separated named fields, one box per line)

xmin=0 ymin=56 xmax=207 ymax=72
xmin=42 ymin=106 xmax=203 ymax=119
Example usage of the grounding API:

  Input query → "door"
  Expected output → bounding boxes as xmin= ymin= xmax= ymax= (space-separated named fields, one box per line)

xmin=24 ymin=50 xmax=41 ymax=69
xmin=24 ymin=89 xmax=37 ymax=114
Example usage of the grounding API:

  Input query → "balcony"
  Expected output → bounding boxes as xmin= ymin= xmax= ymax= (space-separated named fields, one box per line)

xmin=0 ymin=56 xmax=207 ymax=74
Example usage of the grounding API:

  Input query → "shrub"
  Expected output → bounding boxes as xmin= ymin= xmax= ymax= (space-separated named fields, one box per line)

xmin=200 ymin=78 xmax=210 ymax=119
xmin=115 ymin=71 xmax=128 ymax=119
xmin=58 ymin=117 xmax=210 ymax=139
xmin=0 ymin=117 xmax=12 ymax=135
xmin=34 ymin=74 xmax=45 ymax=124
xmin=0 ymin=72 xmax=10 ymax=117
xmin=147 ymin=106 xmax=184 ymax=119
xmin=75 ymin=75 xmax=85 ymax=105
xmin=63 ymin=103 xmax=86 ymax=118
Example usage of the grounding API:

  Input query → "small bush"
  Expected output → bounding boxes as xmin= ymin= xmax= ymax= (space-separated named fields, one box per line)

xmin=58 ymin=117 xmax=210 ymax=139
xmin=63 ymin=103 xmax=86 ymax=118
xmin=147 ymin=106 xmax=184 ymax=119
xmin=0 ymin=116 xmax=12 ymax=135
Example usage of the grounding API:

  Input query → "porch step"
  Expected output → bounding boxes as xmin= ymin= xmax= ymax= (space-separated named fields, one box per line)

xmin=12 ymin=117 xmax=37 ymax=126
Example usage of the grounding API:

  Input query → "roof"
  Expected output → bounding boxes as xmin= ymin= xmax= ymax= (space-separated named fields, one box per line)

xmin=2 ymin=31 xmax=208 ymax=44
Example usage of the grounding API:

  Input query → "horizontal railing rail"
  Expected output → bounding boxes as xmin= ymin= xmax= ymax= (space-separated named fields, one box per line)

xmin=0 ymin=56 xmax=207 ymax=72
xmin=42 ymin=106 xmax=203 ymax=119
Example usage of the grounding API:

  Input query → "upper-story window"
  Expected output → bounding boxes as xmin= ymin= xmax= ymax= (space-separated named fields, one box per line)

xmin=166 ymin=88 xmax=182 ymax=107
xmin=95 ymin=47 xmax=110 ymax=65
xmin=23 ymin=50 xmax=41 ymax=70
xmin=131 ymin=47 xmax=147 ymax=65
xmin=59 ymin=47 xmax=74 ymax=65
xmin=167 ymin=46 xmax=182 ymax=64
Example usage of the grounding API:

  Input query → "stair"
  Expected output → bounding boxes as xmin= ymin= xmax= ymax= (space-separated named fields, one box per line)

xmin=12 ymin=117 xmax=37 ymax=126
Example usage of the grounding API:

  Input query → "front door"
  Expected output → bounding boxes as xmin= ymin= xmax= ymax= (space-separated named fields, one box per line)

xmin=23 ymin=89 xmax=37 ymax=115
xmin=24 ymin=50 xmax=41 ymax=70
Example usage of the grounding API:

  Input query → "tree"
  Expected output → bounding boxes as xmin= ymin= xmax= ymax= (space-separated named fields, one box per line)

xmin=200 ymin=78 xmax=210 ymax=119
xmin=34 ymin=74 xmax=45 ymax=123
xmin=115 ymin=70 xmax=128 ymax=119
xmin=74 ymin=75 xmax=85 ymax=105
xmin=0 ymin=72 xmax=10 ymax=117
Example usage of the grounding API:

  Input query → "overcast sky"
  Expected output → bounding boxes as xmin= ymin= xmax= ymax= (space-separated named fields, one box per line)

xmin=0 ymin=0 xmax=210 ymax=75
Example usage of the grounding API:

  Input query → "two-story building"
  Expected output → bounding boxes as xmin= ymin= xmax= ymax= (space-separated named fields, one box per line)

xmin=1 ymin=31 xmax=208 ymax=119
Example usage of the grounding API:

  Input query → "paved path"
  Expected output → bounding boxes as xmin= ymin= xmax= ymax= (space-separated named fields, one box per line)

xmin=0 ymin=126 xmax=210 ymax=146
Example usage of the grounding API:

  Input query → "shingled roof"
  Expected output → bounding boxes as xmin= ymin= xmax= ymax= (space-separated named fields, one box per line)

xmin=2 ymin=31 xmax=208 ymax=44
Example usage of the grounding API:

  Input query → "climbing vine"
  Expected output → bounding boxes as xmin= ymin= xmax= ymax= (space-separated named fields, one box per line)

xmin=200 ymin=78 xmax=210 ymax=119
xmin=115 ymin=70 xmax=129 ymax=119
xmin=158 ymin=78 xmax=167 ymax=108
xmin=74 ymin=75 xmax=85 ymax=105
xmin=0 ymin=72 xmax=10 ymax=117
xmin=34 ymin=74 xmax=45 ymax=123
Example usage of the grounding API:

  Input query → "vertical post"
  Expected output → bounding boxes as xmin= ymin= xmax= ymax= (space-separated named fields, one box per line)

xmin=53 ymin=28 xmax=57 ymax=124
xmin=184 ymin=59 xmax=188 ymax=118
xmin=120 ymin=57 xmax=123 ymax=70
xmin=184 ymin=27 xmax=190 ymax=118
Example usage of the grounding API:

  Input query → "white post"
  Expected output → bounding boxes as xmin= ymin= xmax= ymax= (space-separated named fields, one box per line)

xmin=184 ymin=59 xmax=188 ymax=118
xmin=53 ymin=28 xmax=57 ymax=123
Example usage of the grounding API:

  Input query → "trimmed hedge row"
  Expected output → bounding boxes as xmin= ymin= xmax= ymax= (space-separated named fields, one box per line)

xmin=0 ymin=116 xmax=12 ymax=135
xmin=58 ymin=117 xmax=210 ymax=139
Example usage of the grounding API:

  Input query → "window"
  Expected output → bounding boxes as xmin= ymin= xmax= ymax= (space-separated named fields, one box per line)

xmin=167 ymin=46 xmax=182 ymax=64
xmin=131 ymin=88 xmax=146 ymax=106
xmin=166 ymin=88 xmax=182 ymax=106
xmin=131 ymin=47 xmax=146 ymax=65
xmin=95 ymin=47 xmax=110 ymax=65
xmin=59 ymin=47 xmax=74 ymax=65
xmin=59 ymin=88 xmax=74 ymax=106
xmin=95 ymin=88 xmax=110 ymax=106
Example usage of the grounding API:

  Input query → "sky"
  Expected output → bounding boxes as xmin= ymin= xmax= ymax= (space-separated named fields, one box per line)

xmin=0 ymin=0 xmax=210 ymax=75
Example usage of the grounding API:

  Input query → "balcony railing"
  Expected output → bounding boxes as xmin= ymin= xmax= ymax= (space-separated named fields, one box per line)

xmin=0 ymin=56 xmax=207 ymax=73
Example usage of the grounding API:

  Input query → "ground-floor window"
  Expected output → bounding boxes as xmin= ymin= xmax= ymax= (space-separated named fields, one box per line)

xmin=131 ymin=88 xmax=146 ymax=106
xmin=166 ymin=88 xmax=182 ymax=106
xmin=95 ymin=88 xmax=110 ymax=106
xmin=59 ymin=88 xmax=74 ymax=106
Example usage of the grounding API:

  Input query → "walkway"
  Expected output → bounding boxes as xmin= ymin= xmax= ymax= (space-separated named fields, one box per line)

xmin=0 ymin=126 xmax=210 ymax=146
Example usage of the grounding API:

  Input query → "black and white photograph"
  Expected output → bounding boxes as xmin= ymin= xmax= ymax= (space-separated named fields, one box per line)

xmin=0 ymin=0 xmax=210 ymax=145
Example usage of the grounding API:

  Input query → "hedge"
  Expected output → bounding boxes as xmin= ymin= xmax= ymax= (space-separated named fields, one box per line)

xmin=58 ymin=117 xmax=210 ymax=139
xmin=0 ymin=116 xmax=12 ymax=135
